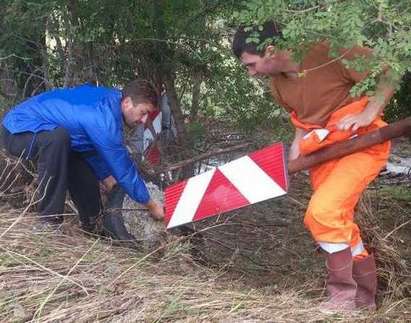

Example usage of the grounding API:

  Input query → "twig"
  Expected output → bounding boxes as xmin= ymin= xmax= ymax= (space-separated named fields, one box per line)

xmin=383 ymin=219 xmax=411 ymax=241
xmin=108 ymin=239 xmax=180 ymax=287
xmin=0 ymin=151 xmax=26 ymax=192
xmin=22 ymin=68 xmax=49 ymax=98
xmin=302 ymin=48 xmax=353 ymax=74
xmin=0 ymin=54 xmax=30 ymax=61
xmin=286 ymin=196 xmax=305 ymax=207
xmin=285 ymin=5 xmax=320 ymax=13
xmin=0 ymin=175 xmax=51 ymax=239
xmin=109 ymin=222 xmax=240 ymax=287
xmin=33 ymin=239 xmax=99 ymax=320
xmin=0 ymin=246 xmax=89 ymax=295
xmin=106 ymin=207 xmax=149 ymax=212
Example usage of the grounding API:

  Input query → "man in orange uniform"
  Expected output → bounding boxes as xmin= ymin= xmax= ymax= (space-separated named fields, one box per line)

xmin=232 ymin=22 xmax=394 ymax=313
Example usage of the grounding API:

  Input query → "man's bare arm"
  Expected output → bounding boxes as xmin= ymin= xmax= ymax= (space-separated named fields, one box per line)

xmin=338 ymin=70 xmax=397 ymax=131
xmin=289 ymin=127 xmax=307 ymax=161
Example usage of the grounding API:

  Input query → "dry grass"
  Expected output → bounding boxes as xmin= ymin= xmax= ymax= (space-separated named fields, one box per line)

xmin=0 ymin=210 xmax=329 ymax=322
xmin=357 ymin=185 xmax=411 ymax=306
xmin=0 ymin=172 xmax=410 ymax=322
xmin=0 ymin=145 xmax=410 ymax=322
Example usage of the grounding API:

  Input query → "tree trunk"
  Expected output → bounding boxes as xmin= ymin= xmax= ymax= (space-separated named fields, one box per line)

xmin=190 ymin=72 xmax=202 ymax=122
xmin=163 ymin=74 xmax=187 ymax=146
xmin=63 ymin=0 xmax=78 ymax=87
xmin=152 ymin=1 xmax=188 ymax=146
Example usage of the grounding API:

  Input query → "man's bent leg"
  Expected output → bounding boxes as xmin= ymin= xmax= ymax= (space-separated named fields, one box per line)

xmin=67 ymin=152 xmax=101 ymax=232
xmin=36 ymin=128 xmax=71 ymax=224
xmin=1 ymin=126 xmax=38 ymax=159
xmin=2 ymin=127 xmax=70 ymax=224
xmin=305 ymin=146 xmax=389 ymax=312
xmin=305 ymin=146 xmax=389 ymax=249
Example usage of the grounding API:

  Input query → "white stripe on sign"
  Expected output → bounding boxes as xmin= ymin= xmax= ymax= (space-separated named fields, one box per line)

xmin=167 ymin=168 xmax=216 ymax=228
xmin=143 ymin=129 xmax=154 ymax=151
xmin=219 ymin=156 xmax=286 ymax=204
xmin=152 ymin=113 xmax=162 ymax=135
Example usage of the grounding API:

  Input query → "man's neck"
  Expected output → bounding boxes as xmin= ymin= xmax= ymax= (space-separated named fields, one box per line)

xmin=280 ymin=61 xmax=301 ymax=78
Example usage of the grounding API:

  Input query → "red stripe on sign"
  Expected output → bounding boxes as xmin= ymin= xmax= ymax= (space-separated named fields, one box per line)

xmin=192 ymin=169 xmax=249 ymax=222
xmin=164 ymin=142 xmax=288 ymax=229
xmin=148 ymin=110 xmax=160 ymax=123
xmin=164 ymin=180 xmax=188 ymax=225
xmin=249 ymin=143 xmax=288 ymax=191
xmin=146 ymin=146 xmax=161 ymax=165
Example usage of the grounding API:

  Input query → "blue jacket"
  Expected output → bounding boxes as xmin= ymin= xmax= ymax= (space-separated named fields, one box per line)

xmin=2 ymin=84 xmax=150 ymax=204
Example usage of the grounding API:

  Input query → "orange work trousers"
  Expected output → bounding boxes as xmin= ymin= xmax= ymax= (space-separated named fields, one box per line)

xmin=291 ymin=98 xmax=391 ymax=248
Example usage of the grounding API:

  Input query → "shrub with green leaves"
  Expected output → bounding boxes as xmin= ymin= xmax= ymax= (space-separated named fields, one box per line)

xmin=234 ymin=0 xmax=411 ymax=119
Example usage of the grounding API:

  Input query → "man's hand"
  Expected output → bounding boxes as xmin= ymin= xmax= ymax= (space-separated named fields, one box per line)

xmin=101 ymin=175 xmax=117 ymax=193
xmin=145 ymin=199 xmax=164 ymax=221
xmin=288 ymin=139 xmax=301 ymax=161
xmin=338 ymin=76 xmax=396 ymax=132
xmin=337 ymin=110 xmax=376 ymax=132
xmin=288 ymin=127 xmax=306 ymax=161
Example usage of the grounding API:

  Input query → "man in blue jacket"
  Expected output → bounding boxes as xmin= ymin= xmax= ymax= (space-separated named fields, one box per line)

xmin=1 ymin=79 xmax=164 ymax=232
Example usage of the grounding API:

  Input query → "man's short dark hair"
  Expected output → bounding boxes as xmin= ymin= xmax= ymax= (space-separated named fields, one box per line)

xmin=122 ymin=79 xmax=159 ymax=108
xmin=232 ymin=21 xmax=282 ymax=58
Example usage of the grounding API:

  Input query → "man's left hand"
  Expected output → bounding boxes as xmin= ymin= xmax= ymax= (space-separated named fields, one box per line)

xmin=337 ymin=110 xmax=376 ymax=132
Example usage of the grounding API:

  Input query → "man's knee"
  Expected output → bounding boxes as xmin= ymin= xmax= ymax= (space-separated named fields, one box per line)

xmin=305 ymin=191 xmax=341 ymax=230
xmin=304 ymin=198 xmax=355 ymax=243
xmin=304 ymin=209 xmax=323 ymax=233
xmin=305 ymin=193 xmax=336 ymax=224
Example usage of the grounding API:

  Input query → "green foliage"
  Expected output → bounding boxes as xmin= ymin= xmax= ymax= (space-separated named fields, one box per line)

xmin=2 ymin=0 xmax=410 ymax=143
xmin=204 ymin=53 xmax=284 ymax=133
xmin=235 ymin=0 xmax=411 ymax=119
xmin=386 ymin=73 xmax=411 ymax=121
xmin=380 ymin=184 xmax=411 ymax=203
xmin=2 ymin=1 xmax=276 ymax=141
xmin=186 ymin=121 xmax=207 ymax=148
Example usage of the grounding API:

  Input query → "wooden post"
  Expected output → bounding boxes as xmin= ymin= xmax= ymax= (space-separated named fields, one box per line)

xmin=288 ymin=117 xmax=411 ymax=174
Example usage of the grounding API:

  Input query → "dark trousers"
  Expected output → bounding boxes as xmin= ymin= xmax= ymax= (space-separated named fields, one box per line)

xmin=1 ymin=126 xmax=101 ymax=228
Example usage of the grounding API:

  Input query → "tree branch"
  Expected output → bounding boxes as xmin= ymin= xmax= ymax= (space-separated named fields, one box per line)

xmin=0 ymin=54 xmax=30 ymax=61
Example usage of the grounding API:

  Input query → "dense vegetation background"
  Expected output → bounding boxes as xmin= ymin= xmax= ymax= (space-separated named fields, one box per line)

xmin=1 ymin=0 xmax=409 ymax=148
xmin=0 ymin=2 xmax=410 ymax=322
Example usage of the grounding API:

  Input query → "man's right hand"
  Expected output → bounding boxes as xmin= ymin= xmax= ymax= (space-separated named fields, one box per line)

xmin=101 ymin=175 xmax=117 ymax=193
xmin=288 ymin=140 xmax=301 ymax=161
xmin=145 ymin=199 xmax=165 ymax=221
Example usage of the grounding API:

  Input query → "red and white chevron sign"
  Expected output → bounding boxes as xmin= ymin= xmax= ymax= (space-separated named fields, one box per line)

xmin=143 ymin=110 xmax=162 ymax=165
xmin=164 ymin=143 xmax=288 ymax=229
